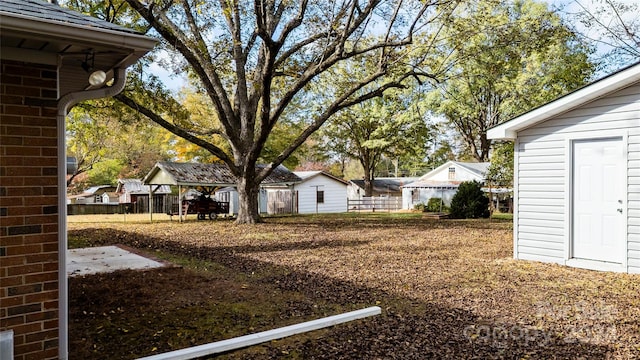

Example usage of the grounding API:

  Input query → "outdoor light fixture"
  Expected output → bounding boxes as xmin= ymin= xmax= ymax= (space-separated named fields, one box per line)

xmin=81 ymin=51 xmax=107 ymax=86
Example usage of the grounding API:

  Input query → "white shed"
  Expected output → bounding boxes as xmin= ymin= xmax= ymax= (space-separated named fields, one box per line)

xmin=402 ymin=161 xmax=489 ymax=209
xmin=293 ymin=171 xmax=349 ymax=214
xmin=487 ymin=62 xmax=640 ymax=273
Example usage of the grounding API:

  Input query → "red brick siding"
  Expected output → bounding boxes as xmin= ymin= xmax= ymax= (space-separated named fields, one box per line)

xmin=1 ymin=60 xmax=59 ymax=360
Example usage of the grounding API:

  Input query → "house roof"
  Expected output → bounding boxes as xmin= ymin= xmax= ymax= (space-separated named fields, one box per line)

xmin=400 ymin=180 xmax=461 ymax=190
xmin=1 ymin=0 xmax=140 ymax=34
xmin=294 ymin=171 xmax=349 ymax=185
xmin=349 ymin=177 xmax=419 ymax=193
xmin=487 ymin=61 xmax=640 ymax=140
xmin=0 ymin=0 xmax=157 ymax=95
xmin=143 ymin=161 xmax=301 ymax=187
xmin=416 ymin=161 xmax=490 ymax=182
xmin=116 ymin=179 xmax=172 ymax=195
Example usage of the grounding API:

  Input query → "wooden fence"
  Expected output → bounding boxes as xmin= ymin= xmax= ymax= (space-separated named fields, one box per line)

xmin=68 ymin=195 xmax=179 ymax=215
xmin=347 ymin=196 xmax=402 ymax=212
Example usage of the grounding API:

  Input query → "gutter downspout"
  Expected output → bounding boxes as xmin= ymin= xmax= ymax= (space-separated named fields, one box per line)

xmin=57 ymin=68 xmax=128 ymax=360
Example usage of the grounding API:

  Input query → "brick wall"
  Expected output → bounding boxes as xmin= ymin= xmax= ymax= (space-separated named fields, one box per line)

xmin=1 ymin=60 xmax=60 ymax=359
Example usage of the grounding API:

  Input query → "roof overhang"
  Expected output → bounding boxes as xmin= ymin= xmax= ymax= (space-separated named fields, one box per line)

xmin=487 ymin=62 xmax=640 ymax=140
xmin=0 ymin=9 xmax=157 ymax=96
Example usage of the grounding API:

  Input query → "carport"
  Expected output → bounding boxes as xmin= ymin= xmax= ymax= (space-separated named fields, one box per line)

xmin=142 ymin=161 xmax=301 ymax=221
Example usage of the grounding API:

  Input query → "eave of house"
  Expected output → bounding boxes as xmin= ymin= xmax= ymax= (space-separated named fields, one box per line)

xmin=487 ymin=61 xmax=640 ymax=140
xmin=0 ymin=5 xmax=157 ymax=96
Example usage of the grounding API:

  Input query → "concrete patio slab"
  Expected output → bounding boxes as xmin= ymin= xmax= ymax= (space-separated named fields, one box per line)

xmin=67 ymin=245 xmax=166 ymax=277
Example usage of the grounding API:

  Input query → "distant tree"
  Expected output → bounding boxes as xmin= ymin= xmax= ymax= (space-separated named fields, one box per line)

xmin=486 ymin=142 xmax=514 ymax=189
xmin=426 ymin=0 xmax=594 ymax=162
xmin=450 ymin=181 xmax=490 ymax=219
xmin=320 ymin=91 xmax=432 ymax=196
xmin=65 ymin=111 xmax=111 ymax=188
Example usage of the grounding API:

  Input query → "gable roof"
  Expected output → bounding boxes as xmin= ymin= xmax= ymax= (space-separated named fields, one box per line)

xmin=143 ymin=161 xmax=301 ymax=187
xmin=116 ymin=179 xmax=172 ymax=195
xmin=417 ymin=161 xmax=489 ymax=181
xmin=294 ymin=171 xmax=349 ymax=185
xmin=487 ymin=61 xmax=640 ymax=140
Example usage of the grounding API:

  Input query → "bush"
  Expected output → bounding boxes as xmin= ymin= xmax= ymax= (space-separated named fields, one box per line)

xmin=413 ymin=202 xmax=426 ymax=212
xmin=426 ymin=197 xmax=446 ymax=212
xmin=450 ymin=181 xmax=490 ymax=219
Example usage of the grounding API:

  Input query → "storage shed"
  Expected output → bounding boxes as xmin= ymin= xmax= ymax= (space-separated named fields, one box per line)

xmin=487 ymin=62 xmax=640 ymax=273
xmin=293 ymin=171 xmax=349 ymax=214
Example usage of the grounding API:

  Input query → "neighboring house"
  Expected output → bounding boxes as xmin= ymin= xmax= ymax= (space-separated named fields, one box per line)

xmin=292 ymin=171 xmax=349 ymax=214
xmin=347 ymin=177 xmax=418 ymax=199
xmin=101 ymin=192 xmax=119 ymax=204
xmin=0 ymin=1 xmax=155 ymax=358
xmin=116 ymin=179 xmax=172 ymax=204
xmin=402 ymin=161 xmax=490 ymax=209
xmin=116 ymin=179 xmax=172 ymax=213
xmin=67 ymin=185 xmax=117 ymax=204
xmin=487 ymin=61 xmax=640 ymax=274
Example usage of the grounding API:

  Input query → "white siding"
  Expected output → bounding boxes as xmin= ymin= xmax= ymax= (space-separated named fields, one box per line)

xmin=295 ymin=175 xmax=347 ymax=214
xmin=516 ymin=83 xmax=640 ymax=272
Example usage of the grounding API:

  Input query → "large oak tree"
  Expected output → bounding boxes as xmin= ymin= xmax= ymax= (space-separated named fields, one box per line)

xmin=107 ymin=0 xmax=452 ymax=223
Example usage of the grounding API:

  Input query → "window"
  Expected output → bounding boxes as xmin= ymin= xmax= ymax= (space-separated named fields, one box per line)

xmin=316 ymin=190 xmax=325 ymax=204
xmin=95 ymin=194 xmax=102 ymax=203
xmin=411 ymin=190 xmax=420 ymax=203
xmin=448 ymin=167 xmax=456 ymax=180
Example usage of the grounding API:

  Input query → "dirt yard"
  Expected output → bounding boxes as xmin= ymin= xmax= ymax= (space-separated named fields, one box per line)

xmin=67 ymin=214 xmax=640 ymax=359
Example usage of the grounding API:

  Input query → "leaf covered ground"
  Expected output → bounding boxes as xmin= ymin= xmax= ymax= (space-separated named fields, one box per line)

xmin=67 ymin=214 xmax=640 ymax=359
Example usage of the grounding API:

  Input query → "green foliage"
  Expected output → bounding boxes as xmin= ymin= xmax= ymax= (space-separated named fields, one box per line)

xmin=425 ymin=0 xmax=594 ymax=161
xmin=487 ymin=142 xmax=514 ymax=188
xmin=319 ymin=89 xmax=433 ymax=195
xmin=85 ymin=159 xmax=124 ymax=187
xmin=450 ymin=181 xmax=490 ymax=219
xmin=413 ymin=203 xmax=426 ymax=212
xmin=426 ymin=197 xmax=447 ymax=213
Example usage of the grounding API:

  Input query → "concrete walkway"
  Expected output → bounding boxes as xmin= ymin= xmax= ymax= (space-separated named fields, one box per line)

xmin=67 ymin=245 xmax=166 ymax=277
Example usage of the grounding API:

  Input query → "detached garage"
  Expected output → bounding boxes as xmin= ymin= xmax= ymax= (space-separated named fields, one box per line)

xmin=488 ymin=62 xmax=640 ymax=273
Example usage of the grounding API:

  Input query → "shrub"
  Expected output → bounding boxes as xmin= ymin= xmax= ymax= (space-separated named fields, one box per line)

xmin=426 ymin=197 xmax=446 ymax=212
xmin=413 ymin=202 xmax=426 ymax=212
xmin=450 ymin=181 xmax=490 ymax=219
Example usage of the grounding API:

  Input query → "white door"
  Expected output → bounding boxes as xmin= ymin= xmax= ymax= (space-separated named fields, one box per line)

xmin=572 ymin=137 xmax=624 ymax=263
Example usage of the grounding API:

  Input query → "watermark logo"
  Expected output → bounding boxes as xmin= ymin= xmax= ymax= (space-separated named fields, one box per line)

xmin=463 ymin=300 xmax=618 ymax=347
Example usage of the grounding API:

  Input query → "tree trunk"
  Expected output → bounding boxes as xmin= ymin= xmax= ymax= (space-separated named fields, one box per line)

xmin=235 ymin=176 xmax=261 ymax=224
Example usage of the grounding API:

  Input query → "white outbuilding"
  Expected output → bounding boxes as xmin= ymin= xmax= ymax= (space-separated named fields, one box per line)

xmin=293 ymin=171 xmax=349 ymax=214
xmin=488 ymin=62 xmax=640 ymax=273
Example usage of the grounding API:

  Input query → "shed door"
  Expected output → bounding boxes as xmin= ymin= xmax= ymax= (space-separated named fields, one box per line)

xmin=572 ymin=137 xmax=624 ymax=263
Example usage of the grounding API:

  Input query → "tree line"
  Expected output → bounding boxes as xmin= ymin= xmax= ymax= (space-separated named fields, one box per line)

xmin=64 ymin=0 xmax=640 ymax=223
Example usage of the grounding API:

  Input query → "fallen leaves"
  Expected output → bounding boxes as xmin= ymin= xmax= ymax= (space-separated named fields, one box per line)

xmin=67 ymin=215 xmax=640 ymax=359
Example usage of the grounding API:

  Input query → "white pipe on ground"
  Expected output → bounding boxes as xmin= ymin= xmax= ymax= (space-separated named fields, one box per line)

xmin=137 ymin=306 xmax=382 ymax=360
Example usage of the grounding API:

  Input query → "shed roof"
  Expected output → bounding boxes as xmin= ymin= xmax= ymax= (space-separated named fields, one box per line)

xmin=294 ymin=171 xmax=349 ymax=185
xmin=143 ymin=161 xmax=301 ymax=187
xmin=349 ymin=177 xmax=418 ymax=193
xmin=487 ymin=61 xmax=640 ymax=140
